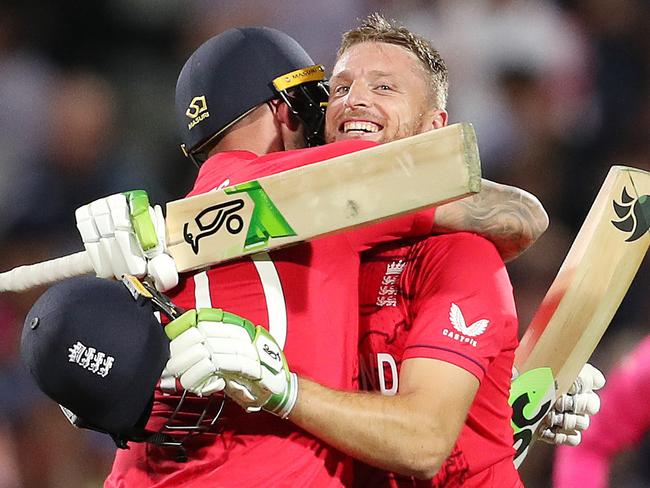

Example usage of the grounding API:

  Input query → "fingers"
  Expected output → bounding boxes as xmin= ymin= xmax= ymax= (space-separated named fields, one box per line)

xmin=75 ymin=192 xmax=177 ymax=287
xmin=165 ymin=314 xmax=283 ymax=406
xmin=568 ymin=363 xmax=606 ymax=394
xmin=555 ymin=391 xmax=601 ymax=416
xmin=225 ymin=380 xmax=264 ymax=412
xmin=76 ymin=203 xmax=114 ymax=278
xmin=153 ymin=205 xmax=167 ymax=250
xmin=199 ymin=376 xmax=226 ymax=396
xmin=539 ymin=428 xmax=582 ymax=446
xmin=165 ymin=338 xmax=228 ymax=396
xmin=75 ymin=195 xmax=146 ymax=279
xmin=207 ymin=339 xmax=262 ymax=379
xmin=166 ymin=320 xmax=263 ymax=398
xmin=159 ymin=367 xmax=180 ymax=393
xmin=148 ymin=253 xmax=179 ymax=292
xmin=146 ymin=204 xmax=179 ymax=291
xmin=114 ymin=228 xmax=147 ymax=276
xmin=198 ymin=322 xmax=251 ymax=341
xmin=179 ymin=356 xmax=217 ymax=393
xmin=197 ymin=322 xmax=262 ymax=377
xmin=546 ymin=411 xmax=590 ymax=432
xmin=166 ymin=342 xmax=210 ymax=376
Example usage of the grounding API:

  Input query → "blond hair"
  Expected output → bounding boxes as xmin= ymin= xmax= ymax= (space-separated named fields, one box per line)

xmin=337 ymin=13 xmax=448 ymax=109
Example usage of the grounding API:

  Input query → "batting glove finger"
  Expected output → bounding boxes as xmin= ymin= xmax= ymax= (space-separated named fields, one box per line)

xmin=210 ymin=350 xmax=262 ymax=380
xmin=145 ymin=204 xmax=178 ymax=291
xmin=169 ymin=327 xmax=205 ymax=357
xmin=181 ymin=362 xmax=227 ymax=396
xmin=225 ymin=379 xmax=264 ymax=412
xmin=554 ymin=391 xmax=601 ymax=416
xmin=568 ymin=363 xmax=606 ymax=395
xmin=539 ymin=428 xmax=582 ymax=446
xmin=166 ymin=342 xmax=210 ymax=376
xmin=546 ymin=411 xmax=590 ymax=432
xmin=199 ymin=322 xmax=253 ymax=341
xmin=197 ymin=375 xmax=227 ymax=396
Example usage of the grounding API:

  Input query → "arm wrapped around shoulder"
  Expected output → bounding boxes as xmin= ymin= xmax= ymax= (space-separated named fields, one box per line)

xmin=433 ymin=179 xmax=549 ymax=261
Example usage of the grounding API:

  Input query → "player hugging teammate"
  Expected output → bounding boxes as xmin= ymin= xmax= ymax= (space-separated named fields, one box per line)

xmin=18 ymin=13 xmax=605 ymax=488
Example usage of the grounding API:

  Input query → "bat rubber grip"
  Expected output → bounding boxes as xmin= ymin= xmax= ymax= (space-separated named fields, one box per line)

xmin=0 ymin=251 xmax=94 ymax=292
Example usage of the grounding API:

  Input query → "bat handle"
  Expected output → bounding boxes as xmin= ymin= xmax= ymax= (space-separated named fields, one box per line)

xmin=0 ymin=251 xmax=94 ymax=292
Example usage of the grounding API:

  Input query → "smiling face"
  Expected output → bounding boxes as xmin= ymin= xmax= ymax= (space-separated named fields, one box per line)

xmin=325 ymin=41 xmax=447 ymax=144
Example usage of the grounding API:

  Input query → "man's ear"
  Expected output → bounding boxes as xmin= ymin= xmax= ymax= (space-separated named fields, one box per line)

xmin=431 ymin=109 xmax=448 ymax=129
xmin=417 ymin=108 xmax=448 ymax=134
xmin=268 ymin=98 xmax=305 ymax=150
xmin=273 ymin=100 xmax=301 ymax=131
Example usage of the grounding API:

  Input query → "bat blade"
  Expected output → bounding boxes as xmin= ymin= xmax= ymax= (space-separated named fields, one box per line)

xmin=166 ymin=122 xmax=481 ymax=271
xmin=0 ymin=123 xmax=481 ymax=291
xmin=511 ymin=165 xmax=650 ymax=466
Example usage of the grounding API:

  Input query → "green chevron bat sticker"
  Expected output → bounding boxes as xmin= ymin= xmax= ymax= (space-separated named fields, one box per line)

xmin=224 ymin=181 xmax=297 ymax=250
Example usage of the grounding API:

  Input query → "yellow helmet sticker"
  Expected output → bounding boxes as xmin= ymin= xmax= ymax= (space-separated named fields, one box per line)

xmin=273 ymin=64 xmax=325 ymax=91
xmin=186 ymin=95 xmax=210 ymax=130
xmin=186 ymin=95 xmax=208 ymax=119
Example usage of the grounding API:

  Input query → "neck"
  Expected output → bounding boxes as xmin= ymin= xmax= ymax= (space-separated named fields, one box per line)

xmin=210 ymin=104 xmax=284 ymax=156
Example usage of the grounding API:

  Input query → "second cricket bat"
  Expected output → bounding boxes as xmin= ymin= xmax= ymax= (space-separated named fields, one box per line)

xmin=510 ymin=165 xmax=650 ymax=466
xmin=0 ymin=123 xmax=481 ymax=292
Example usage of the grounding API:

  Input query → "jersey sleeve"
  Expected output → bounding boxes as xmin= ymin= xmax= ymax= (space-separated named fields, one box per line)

xmin=191 ymin=140 xmax=378 ymax=196
xmin=401 ymin=233 xmax=518 ymax=382
xmin=345 ymin=210 xmax=436 ymax=252
xmin=254 ymin=139 xmax=378 ymax=172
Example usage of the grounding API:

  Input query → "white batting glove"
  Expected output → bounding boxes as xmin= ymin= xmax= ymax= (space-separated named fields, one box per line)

xmin=538 ymin=363 xmax=606 ymax=446
xmin=164 ymin=308 xmax=298 ymax=418
xmin=75 ymin=191 xmax=178 ymax=292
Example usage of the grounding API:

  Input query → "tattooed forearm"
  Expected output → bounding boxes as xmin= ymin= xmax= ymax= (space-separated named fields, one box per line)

xmin=433 ymin=179 xmax=549 ymax=262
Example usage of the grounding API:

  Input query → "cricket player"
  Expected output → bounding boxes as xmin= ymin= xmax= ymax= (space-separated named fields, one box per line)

xmin=324 ymin=16 xmax=602 ymax=486
xmin=76 ymin=26 xmax=439 ymax=487
xmin=74 ymin=23 xmax=561 ymax=487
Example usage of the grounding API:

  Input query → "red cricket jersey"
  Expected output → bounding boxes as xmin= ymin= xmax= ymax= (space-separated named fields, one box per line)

xmin=105 ymin=141 xmax=436 ymax=488
xmin=356 ymin=233 xmax=523 ymax=487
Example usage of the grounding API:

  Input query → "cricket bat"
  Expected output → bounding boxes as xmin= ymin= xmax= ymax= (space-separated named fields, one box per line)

xmin=510 ymin=165 xmax=650 ymax=467
xmin=0 ymin=122 xmax=481 ymax=292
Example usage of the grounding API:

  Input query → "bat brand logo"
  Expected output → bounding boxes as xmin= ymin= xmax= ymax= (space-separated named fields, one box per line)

xmin=611 ymin=187 xmax=650 ymax=242
xmin=183 ymin=180 xmax=297 ymax=255
xmin=183 ymin=199 xmax=245 ymax=254
xmin=263 ymin=343 xmax=281 ymax=362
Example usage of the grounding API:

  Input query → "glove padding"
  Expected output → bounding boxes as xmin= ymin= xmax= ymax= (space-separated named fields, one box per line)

xmin=75 ymin=191 xmax=178 ymax=291
xmin=164 ymin=308 xmax=298 ymax=419
xmin=538 ymin=363 xmax=605 ymax=446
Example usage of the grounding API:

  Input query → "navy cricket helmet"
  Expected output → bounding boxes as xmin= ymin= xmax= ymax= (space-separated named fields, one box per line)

xmin=21 ymin=275 xmax=226 ymax=461
xmin=175 ymin=26 xmax=328 ymax=164
xmin=20 ymin=276 xmax=170 ymax=445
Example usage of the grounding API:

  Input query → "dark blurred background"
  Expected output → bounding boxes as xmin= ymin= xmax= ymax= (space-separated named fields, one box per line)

xmin=0 ymin=1 xmax=647 ymax=487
